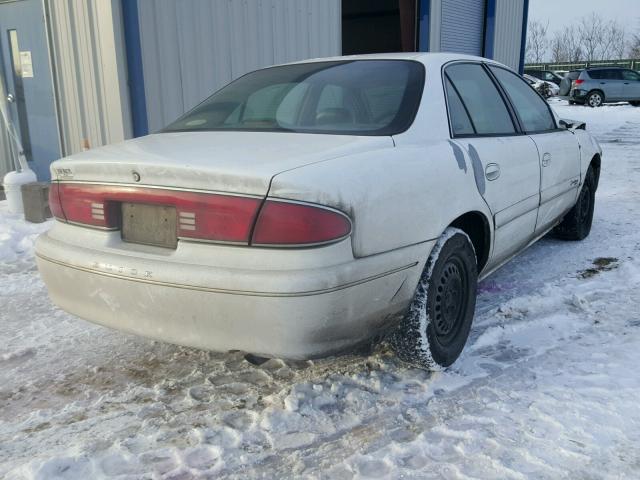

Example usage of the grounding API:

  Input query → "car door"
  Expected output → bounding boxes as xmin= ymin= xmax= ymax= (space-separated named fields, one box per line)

xmin=488 ymin=65 xmax=581 ymax=234
xmin=589 ymin=69 xmax=624 ymax=101
xmin=621 ymin=69 xmax=640 ymax=100
xmin=444 ymin=62 xmax=541 ymax=269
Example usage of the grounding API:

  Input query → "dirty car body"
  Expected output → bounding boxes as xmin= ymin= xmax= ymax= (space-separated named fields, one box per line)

xmin=36 ymin=53 xmax=602 ymax=360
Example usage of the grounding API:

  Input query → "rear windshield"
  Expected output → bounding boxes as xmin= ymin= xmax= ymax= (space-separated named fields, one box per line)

xmin=164 ymin=60 xmax=425 ymax=136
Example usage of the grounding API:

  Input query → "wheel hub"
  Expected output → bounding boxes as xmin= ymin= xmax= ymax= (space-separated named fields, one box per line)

xmin=433 ymin=260 xmax=466 ymax=342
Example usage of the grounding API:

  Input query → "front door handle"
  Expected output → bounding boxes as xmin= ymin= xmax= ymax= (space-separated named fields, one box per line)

xmin=542 ymin=153 xmax=551 ymax=167
xmin=485 ymin=163 xmax=500 ymax=181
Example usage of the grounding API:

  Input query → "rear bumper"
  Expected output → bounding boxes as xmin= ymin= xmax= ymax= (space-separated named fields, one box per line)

xmin=570 ymin=89 xmax=588 ymax=101
xmin=36 ymin=222 xmax=431 ymax=359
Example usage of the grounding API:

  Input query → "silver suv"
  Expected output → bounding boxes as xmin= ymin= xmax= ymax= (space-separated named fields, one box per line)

xmin=566 ymin=67 xmax=640 ymax=107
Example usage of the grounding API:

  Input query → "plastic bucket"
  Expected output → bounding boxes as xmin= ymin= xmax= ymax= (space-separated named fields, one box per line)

xmin=3 ymin=169 xmax=37 ymax=214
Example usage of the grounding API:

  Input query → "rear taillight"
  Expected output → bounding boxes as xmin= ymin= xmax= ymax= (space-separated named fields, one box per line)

xmin=50 ymin=183 xmax=351 ymax=247
xmin=52 ymin=183 xmax=261 ymax=242
xmin=49 ymin=183 xmax=65 ymax=221
xmin=251 ymin=200 xmax=351 ymax=246
xmin=54 ymin=183 xmax=120 ymax=229
xmin=574 ymin=79 xmax=584 ymax=85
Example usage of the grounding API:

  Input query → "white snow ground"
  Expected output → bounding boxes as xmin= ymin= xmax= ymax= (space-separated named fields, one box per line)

xmin=1 ymin=102 xmax=640 ymax=479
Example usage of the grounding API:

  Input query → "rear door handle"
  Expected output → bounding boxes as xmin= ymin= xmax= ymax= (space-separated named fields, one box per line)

xmin=485 ymin=163 xmax=500 ymax=181
xmin=542 ymin=153 xmax=551 ymax=167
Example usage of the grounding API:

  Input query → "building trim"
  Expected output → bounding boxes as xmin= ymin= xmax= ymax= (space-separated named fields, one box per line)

xmin=418 ymin=0 xmax=431 ymax=51
xmin=483 ymin=0 xmax=496 ymax=59
xmin=518 ymin=0 xmax=529 ymax=74
xmin=121 ymin=0 xmax=148 ymax=136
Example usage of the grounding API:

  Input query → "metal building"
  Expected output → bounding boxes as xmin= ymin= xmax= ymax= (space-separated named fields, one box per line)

xmin=0 ymin=0 xmax=528 ymax=181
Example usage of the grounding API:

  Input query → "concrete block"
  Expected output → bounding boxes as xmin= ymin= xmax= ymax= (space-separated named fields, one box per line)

xmin=21 ymin=182 xmax=51 ymax=223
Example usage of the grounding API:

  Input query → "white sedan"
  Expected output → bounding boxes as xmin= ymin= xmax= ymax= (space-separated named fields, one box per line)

xmin=36 ymin=53 xmax=602 ymax=369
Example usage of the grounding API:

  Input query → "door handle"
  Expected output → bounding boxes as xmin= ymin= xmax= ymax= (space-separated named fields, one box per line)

xmin=485 ymin=163 xmax=500 ymax=181
xmin=542 ymin=153 xmax=551 ymax=167
xmin=6 ymin=93 xmax=15 ymax=103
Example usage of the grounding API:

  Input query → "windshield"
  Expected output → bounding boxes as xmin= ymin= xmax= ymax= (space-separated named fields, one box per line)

xmin=164 ymin=60 xmax=424 ymax=136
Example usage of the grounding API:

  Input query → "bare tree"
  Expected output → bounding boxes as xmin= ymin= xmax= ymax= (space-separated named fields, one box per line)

xmin=579 ymin=13 xmax=605 ymax=61
xmin=526 ymin=20 xmax=549 ymax=63
xmin=564 ymin=25 xmax=585 ymax=62
xmin=550 ymin=31 xmax=568 ymax=63
xmin=600 ymin=21 xmax=626 ymax=60
xmin=629 ymin=33 xmax=640 ymax=58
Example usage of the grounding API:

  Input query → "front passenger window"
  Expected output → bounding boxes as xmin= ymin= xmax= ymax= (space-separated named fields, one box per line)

xmin=622 ymin=70 xmax=640 ymax=81
xmin=489 ymin=66 xmax=556 ymax=133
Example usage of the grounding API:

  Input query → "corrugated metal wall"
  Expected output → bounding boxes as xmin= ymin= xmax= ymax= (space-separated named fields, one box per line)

xmin=46 ymin=0 xmax=131 ymax=157
xmin=137 ymin=0 xmax=341 ymax=132
xmin=440 ymin=0 xmax=485 ymax=56
xmin=492 ymin=0 xmax=524 ymax=70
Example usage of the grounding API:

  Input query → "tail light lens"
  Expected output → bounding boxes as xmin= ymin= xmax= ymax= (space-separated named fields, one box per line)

xmin=51 ymin=183 xmax=261 ymax=243
xmin=251 ymin=200 xmax=351 ymax=246
xmin=49 ymin=183 xmax=351 ymax=247
xmin=574 ymin=79 xmax=584 ymax=85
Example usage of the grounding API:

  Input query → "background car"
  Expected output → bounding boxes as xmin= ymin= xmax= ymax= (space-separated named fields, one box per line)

xmin=524 ymin=69 xmax=564 ymax=86
xmin=566 ymin=67 xmax=640 ymax=107
xmin=523 ymin=74 xmax=560 ymax=97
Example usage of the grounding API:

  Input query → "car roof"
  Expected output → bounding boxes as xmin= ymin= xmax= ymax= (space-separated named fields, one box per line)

xmin=586 ymin=66 xmax=625 ymax=70
xmin=282 ymin=52 xmax=507 ymax=70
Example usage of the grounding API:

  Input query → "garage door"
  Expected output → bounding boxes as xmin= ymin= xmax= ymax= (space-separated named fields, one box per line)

xmin=440 ymin=0 xmax=485 ymax=56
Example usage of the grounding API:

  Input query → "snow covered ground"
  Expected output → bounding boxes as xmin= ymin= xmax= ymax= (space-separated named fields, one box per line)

xmin=1 ymin=102 xmax=640 ymax=479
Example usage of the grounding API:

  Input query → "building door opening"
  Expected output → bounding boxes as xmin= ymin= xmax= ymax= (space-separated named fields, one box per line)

xmin=0 ymin=0 xmax=60 ymax=180
xmin=342 ymin=0 xmax=417 ymax=55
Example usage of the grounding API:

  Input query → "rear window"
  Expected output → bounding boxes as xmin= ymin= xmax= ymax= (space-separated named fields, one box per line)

xmin=164 ymin=60 xmax=425 ymax=136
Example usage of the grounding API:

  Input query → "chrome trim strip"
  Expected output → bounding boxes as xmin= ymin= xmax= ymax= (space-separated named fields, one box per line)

xmin=56 ymin=180 xmax=265 ymax=199
xmin=65 ymin=220 xmax=118 ymax=231
xmin=36 ymin=252 xmax=418 ymax=298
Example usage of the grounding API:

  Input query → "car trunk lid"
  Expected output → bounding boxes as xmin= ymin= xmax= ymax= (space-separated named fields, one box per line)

xmin=51 ymin=131 xmax=392 ymax=196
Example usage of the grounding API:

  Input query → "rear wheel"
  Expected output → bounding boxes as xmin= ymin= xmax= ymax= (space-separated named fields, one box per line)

xmin=630 ymin=101 xmax=640 ymax=107
xmin=554 ymin=167 xmax=596 ymax=240
xmin=390 ymin=228 xmax=477 ymax=369
xmin=586 ymin=91 xmax=604 ymax=107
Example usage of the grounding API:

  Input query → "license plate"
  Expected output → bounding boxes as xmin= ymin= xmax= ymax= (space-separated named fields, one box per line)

xmin=121 ymin=203 xmax=177 ymax=249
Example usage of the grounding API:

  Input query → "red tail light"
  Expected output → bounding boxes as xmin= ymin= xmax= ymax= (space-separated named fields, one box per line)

xmin=50 ymin=183 xmax=351 ymax=247
xmin=251 ymin=200 xmax=351 ymax=246
xmin=574 ymin=79 xmax=584 ymax=85
xmin=51 ymin=183 xmax=261 ymax=243
xmin=48 ymin=183 xmax=65 ymax=221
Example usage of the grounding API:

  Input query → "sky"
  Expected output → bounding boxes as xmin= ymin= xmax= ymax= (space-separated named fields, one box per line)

xmin=528 ymin=0 xmax=640 ymax=35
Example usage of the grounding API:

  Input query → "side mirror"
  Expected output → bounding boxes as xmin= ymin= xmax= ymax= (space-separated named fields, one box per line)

xmin=559 ymin=118 xmax=586 ymax=131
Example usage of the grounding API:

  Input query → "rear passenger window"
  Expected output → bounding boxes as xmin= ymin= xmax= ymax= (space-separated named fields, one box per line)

xmin=489 ymin=66 xmax=556 ymax=133
xmin=588 ymin=69 xmax=621 ymax=80
xmin=445 ymin=63 xmax=515 ymax=136
xmin=444 ymin=78 xmax=474 ymax=135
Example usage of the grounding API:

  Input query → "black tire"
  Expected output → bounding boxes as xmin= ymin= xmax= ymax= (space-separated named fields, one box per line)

xmin=554 ymin=167 xmax=596 ymax=240
xmin=586 ymin=91 xmax=604 ymax=107
xmin=630 ymin=101 xmax=640 ymax=107
xmin=390 ymin=227 xmax=477 ymax=369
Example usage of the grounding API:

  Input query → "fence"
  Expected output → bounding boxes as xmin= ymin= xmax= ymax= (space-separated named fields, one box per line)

xmin=525 ymin=59 xmax=640 ymax=72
